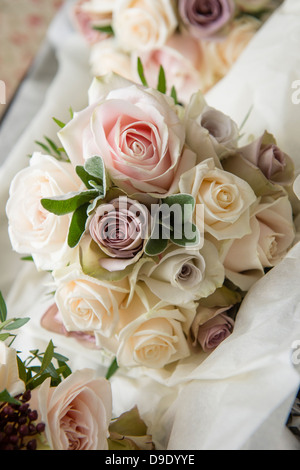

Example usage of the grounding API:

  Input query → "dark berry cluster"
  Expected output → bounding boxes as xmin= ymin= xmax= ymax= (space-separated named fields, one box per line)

xmin=0 ymin=390 xmax=46 ymax=450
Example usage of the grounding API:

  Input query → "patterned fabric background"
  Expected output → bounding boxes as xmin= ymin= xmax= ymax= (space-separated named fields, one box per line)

xmin=0 ymin=0 xmax=65 ymax=120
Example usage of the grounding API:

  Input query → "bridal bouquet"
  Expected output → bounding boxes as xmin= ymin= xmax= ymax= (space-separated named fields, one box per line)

xmin=5 ymin=66 xmax=298 ymax=378
xmin=72 ymin=0 xmax=284 ymax=103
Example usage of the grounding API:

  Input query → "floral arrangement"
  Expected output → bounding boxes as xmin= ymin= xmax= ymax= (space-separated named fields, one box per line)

xmin=5 ymin=65 xmax=298 ymax=380
xmin=72 ymin=0 xmax=284 ymax=103
xmin=0 ymin=292 xmax=154 ymax=450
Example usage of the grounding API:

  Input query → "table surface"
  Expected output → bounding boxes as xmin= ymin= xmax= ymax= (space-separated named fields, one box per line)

xmin=0 ymin=0 xmax=74 ymax=166
xmin=0 ymin=0 xmax=65 ymax=120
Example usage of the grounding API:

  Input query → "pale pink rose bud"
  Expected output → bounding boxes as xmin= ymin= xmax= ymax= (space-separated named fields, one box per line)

xmin=179 ymin=0 xmax=235 ymax=39
xmin=193 ymin=313 xmax=234 ymax=352
xmin=89 ymin=197 xmax=149 ymax=263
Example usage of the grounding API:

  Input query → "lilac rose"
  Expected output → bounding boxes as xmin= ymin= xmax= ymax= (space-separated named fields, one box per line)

xmin=191 ymin=309 xmax=235 ymax=352
xmin=238 ymin=132 xmax=295 ymax=186
xmin=178 ymin=0 xmax=235 ymax=39
xmin=88 ymin=197 xmax=149 ymax=271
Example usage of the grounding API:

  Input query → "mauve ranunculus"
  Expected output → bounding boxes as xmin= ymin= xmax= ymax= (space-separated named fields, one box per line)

xmin=89 ymin=197 xmax=149 ymax=271
xmin=192 ymin=312 xmax=234 ymax=352
xmin=178 ymin=0 xmax=235 ymax=39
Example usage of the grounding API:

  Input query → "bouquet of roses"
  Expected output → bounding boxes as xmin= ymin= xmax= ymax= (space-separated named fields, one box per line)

xmin=5 ymin=64 xmax=299 ymax=380
xmin=0 ymin=291 xmax=154 ymax=451
xmin=72 ymin=0 xmax=284 ymax=103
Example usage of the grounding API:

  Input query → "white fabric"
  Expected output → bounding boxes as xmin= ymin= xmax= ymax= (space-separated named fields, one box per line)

xmin=0 ymin=0 xmax=300 ymax=450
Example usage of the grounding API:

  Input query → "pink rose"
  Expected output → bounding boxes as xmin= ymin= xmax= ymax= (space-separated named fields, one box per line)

xmin=31 ymin=370 xmax=112 ymax=450
xmin=135 ymin=33 xmax=205 ymax=105
xmin=191 ymin=309 xmax=235 ymax=352
xmin=73 ymin=0 xmax=109 ymax=44
xmin=59 ymin=74 xmax=196 ymax=198
xmin=178 ymin=0 xmax=235 ymax=39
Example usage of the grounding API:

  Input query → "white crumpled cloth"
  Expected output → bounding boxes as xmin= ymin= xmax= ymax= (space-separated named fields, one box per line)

xmin=1 ymin=0 xmax=300 ymax=450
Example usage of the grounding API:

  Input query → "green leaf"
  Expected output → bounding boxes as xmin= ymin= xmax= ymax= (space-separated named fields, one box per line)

xmin=0 ymin=390 xmax=22 ymax=406
xmin=171 ymin=86 xmax=178 ymax=105
xmin=84 ymin=156 xmax=106 ymax=186
xmin=68 ymin=203 xmax=89 ymax=248
xmin=76 ymin=165 xmax=94 ymax=189
xmin=106 ymin=358 xmax=119 ymax=380
xmin=157 ymin=66 xmax=167 ymax=94
xmin=137 ymin=57 xmax=148 ymax=87
xmin=58 ymin=361 xmax=72 ymax=379
xmin=170 ymin=223 xmax=200 ymax=248
xmin=21 ymin=256 xmax=34 ymax=262
xmin=35 ymin=140 xmax=51 ymax=154
xmin=44 ymin=137 xmax=62 ymax=157
xmin=92 ymin=24 xmax=114 ymax=34
xmin=145 ymin=237 xmax=168 ymax=257
xmin=52 ymin=117 xmax=66 ymax=129
xmin=17 ymin=355 xmax=28 ymax=384
xmin=4 ymin=318 xmax=30 ymax=331
xmin=0 ymin=292 xmax=7 ymax=322
xmin=0 ymin=333 xmax=11 ymax=342
xmin=41 ymin=190 xmax=98 ymax=216
xmin=40 ymin=340 xmax=55 ymax=375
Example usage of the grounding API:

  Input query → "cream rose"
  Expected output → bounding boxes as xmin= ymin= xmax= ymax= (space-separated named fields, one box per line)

xmin=203 ymin=16 xmax=261 ymax=79
xmin=136 ymin=241 xmax=224 ymax=306
xmin=53 ymin=264 xmax=129 ymax=338
xmin=6 ymin=153 xmax=82 ymax=272
xmin=113 ymin=0 xmax=178 ymax=52
xmin=179 ymin=158 xmax=257 ymax=241
xmin=100 ymin=284 xmax=191 ymax=369
xmin=59 ymin=73 xmax=195 ymax=198
xmin=223 ymin=196 xmax=296 ymax=291
xmin=90 ymin=38 xmax=133 ymax=80
xmin=32 ymin=370 xmax=112 ymax=450
xmin=0 ymin=342 xmax=25 ymax=397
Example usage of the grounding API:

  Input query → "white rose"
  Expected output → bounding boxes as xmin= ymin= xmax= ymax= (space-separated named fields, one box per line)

xmin=6 ymin=153 xmax=82 ymax=271
xmin=53 ymin=264 xmax=129 ymax=338
xmin=113 ymin=0 xmax=178 ymax=52
xmin=223 ymin=196 xmax=296 ymax=291
xmin=80 ymin=0 xmax=117 ymax=17
xmin=110 ymin=284 xmax=191 ymax=369
xmin=179 ymin=158 xmax=257 ymax=241
xmin=0 ymin=342 xmax=25 ymax=397
xmin=136 ymin=241 xmax=224 ymax=306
